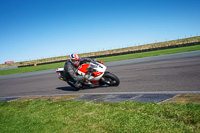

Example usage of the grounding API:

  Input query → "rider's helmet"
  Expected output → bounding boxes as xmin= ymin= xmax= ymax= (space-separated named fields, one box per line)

xmin=69 ymin=53 xmax=80 ymax=67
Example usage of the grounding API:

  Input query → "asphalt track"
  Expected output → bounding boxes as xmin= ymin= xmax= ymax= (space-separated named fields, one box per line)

xmin=0 ymin=50 xmax=200 ymax=102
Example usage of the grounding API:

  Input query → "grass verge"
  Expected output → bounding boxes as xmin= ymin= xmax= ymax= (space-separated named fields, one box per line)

xmin=96 ymin=44 xmax=200 ymax=62
xmin=0 ymin=45 xmax=200 ymax=76
xmin=0 ymin=100 xmax=199 ymax=133
xmin=162 ymin=94 xmax=200 ymax=104
xmin=0 ymin=62 xmax=65 ymax=76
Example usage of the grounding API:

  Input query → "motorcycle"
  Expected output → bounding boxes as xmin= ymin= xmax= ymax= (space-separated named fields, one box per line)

xmin=56 ymin=60 xmax=120 ymax=90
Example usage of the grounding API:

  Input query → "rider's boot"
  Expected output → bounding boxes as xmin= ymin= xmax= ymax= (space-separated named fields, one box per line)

xmin=74 ymin=81 xmax=82 ymax=89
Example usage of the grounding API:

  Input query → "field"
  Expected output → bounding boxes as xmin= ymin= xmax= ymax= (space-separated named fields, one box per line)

xmin=0 ymin=100 xmax=199 ymax=133
xmin=1 ymin=36 xmax=200 ymax=68
xmin=0 ymin=44 xmax=200 ymax=76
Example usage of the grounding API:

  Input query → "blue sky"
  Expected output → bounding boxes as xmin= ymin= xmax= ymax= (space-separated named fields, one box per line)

xmin=0 ymin=0 xmax=200 ymax=63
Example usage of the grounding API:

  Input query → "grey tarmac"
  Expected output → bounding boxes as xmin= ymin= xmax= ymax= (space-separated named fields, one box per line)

xmin=0 ymin=50 xmax=200 ymax=102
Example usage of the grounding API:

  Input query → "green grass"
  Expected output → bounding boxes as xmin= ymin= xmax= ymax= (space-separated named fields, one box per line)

xmin=0 ymin=45 xmax=200 ymax=76
xmin=0 ymin=62 xmax=65 ymax=76
xmin=97 ymin=44 xmax=200 ymax=62
xmin=0 ymin=100 xmax=199 ymax=133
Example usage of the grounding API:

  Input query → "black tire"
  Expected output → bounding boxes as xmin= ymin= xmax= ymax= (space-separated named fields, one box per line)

xmin=103 ymin=72 xmax=120 ymax=86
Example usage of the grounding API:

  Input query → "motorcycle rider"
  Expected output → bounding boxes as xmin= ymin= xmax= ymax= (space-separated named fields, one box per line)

xmin=63 ymin=53 xmax=94 ymax=89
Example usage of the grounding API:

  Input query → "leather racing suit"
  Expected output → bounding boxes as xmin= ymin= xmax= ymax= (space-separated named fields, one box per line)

xmin=63 ymin=57 xmax=93 ymax=88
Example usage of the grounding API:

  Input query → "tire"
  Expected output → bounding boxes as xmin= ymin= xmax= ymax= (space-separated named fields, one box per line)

xmin=102 ymin=72 xmax=120 ymax=86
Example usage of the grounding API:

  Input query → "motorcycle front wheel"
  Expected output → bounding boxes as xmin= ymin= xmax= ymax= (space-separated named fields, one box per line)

xmin=101 ymin=72 xmax=120 ymax=86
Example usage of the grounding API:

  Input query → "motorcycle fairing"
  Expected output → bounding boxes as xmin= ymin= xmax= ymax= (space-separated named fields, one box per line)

xmin=78 ymin=64 xmax=89 ymax=74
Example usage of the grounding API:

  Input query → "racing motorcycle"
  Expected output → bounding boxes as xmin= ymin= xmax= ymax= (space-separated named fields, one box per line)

xmin=56 ymin=60 xmax=120 ymax=90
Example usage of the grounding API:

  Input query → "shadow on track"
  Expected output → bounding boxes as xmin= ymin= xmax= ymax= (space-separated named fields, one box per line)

xmin=56 ymin=86 xmax=77 ymax=91
xmin=56 ymin=85 xmax=108 ymax=91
